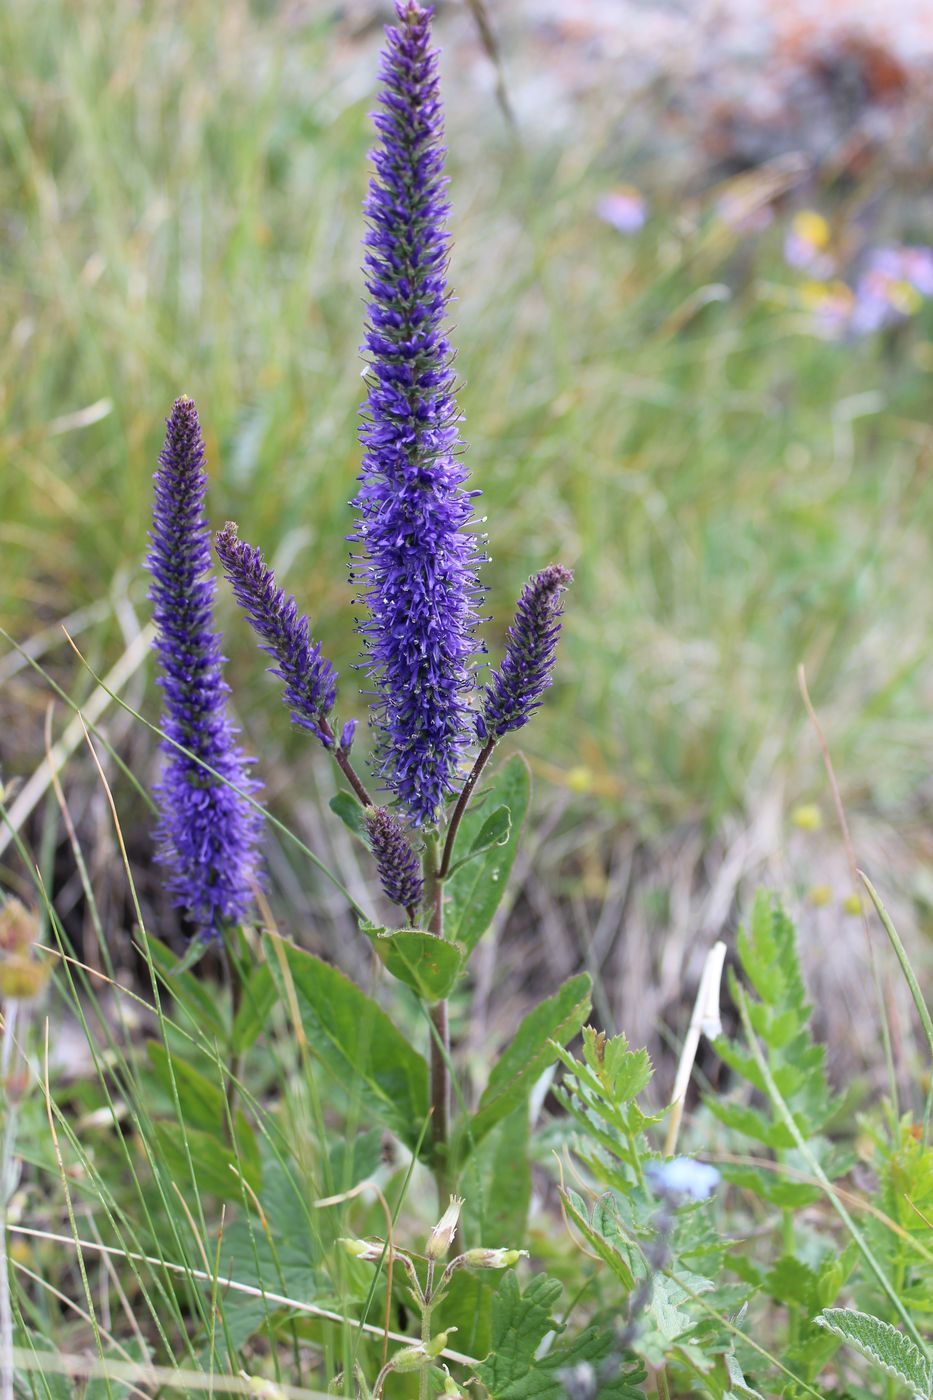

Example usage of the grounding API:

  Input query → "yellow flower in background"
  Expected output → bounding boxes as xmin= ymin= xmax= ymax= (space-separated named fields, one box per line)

xmin=791 ymin=803 xmax=823 ymax=832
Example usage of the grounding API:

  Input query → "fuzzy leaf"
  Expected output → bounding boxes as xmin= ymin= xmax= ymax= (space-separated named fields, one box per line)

xmin=445 ymin=754 xmax=531 ymax=953
xmin=815 ymin=1309 xmax=932 ymax=1392
xmin=467 ymin=972 xmax=591 ymax=1148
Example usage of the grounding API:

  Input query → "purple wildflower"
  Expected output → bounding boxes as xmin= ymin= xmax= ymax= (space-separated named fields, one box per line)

xmin=146 ymin=398 xmax=262 ymax=939
xmin=365 ymin=807 xmax=424 ymax=915
xmin=596 ymin=188 xmax=647 ymax=235
xmin=215 ymin=522 xmax=338 ymax=746
xmin=351 ymin=0 xmax=483 ymax=827
xmin=478 ymin=565 xmax=572 ymax=742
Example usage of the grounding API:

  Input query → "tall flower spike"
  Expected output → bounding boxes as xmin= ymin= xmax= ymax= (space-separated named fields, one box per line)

xmin=352 ymin=0 xmax=483 ymax=826
xmin=365 ymin=807 xmax=424 ymax=915
xmin=215 ymin=523 xmax=338 ymax=746
xmin=479 ymin=565 xmax=573 ymax=741
xmin=147 ymin=398 xmax=262 ymax=938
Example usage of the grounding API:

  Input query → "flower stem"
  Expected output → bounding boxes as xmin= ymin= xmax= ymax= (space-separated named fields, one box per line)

xmin=438 ymin=740 xmax=495 ymax=879
xmin=423 ymin=836 xmax=451 ymax=1206
xmin=419 ymin=1259 xmax=436 ymax=1400
xmin=0 ymin=1002 xmax=21 ymax=1400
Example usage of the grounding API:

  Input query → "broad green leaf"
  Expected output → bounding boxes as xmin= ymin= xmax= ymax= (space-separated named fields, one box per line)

xmin=468 ymin=972 xmax=591 ymax=1148
xmin=145 ymin=935 xmax=228 ymax=1039
xmin=815 ymin=1309 xmax=932 ymax=1393
xmin=153 ymin=1120 xmax=261 ymax=1197
xmin=145 ymin=1043 xmax=259 ymax=1182
xmin=361 ymin=922 xmax=463 ymax=1002
xmin=447 ymin=804 xmax=511 ymax=875
xmin=445 ymin=754 xmax=530 ymax=953
xmin=232 ymin=962 xmax=277 ymax=1053
xmin=462 ymin=1105 xmax=532 ymax=1249
xmin=328 ymin=1128 xmax=383 ymax=1193
xmin=268 ymin=935 xmax=429 ymax=1153
xmin=329 ymin=791 xmax=368 ymax=840
xmin=213 ymin=1157 xmax=319 ymax=1352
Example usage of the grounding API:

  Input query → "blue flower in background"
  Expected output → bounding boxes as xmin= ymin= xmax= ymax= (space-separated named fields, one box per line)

xmin=647 ymin=1157 xmax=721 ymax=1202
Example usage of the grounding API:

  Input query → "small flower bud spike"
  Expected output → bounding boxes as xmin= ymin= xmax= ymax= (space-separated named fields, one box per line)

xmin=479 ymin=564 xmax=572 ymax=741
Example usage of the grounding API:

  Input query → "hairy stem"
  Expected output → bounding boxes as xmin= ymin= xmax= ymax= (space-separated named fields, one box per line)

xmin=321 ymin=719 xmax=374 ymax=807
xmin=418 ymin=1258 xmax=436 ymax=1400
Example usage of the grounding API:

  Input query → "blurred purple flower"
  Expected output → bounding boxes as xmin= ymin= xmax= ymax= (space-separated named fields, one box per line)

xmin=647 ymin=1157 xmax=720 ymax=1202
xmin=596 ymin=188 xmax=647 ymax=235
xmin=147 ymin=398 xmax=262 ymax=939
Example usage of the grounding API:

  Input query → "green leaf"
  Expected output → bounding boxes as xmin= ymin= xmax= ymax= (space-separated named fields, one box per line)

xmin=467 ymin=972 xmax=591 ymax=1148
xmin=328 ymin=1128 xmax=383 ymax=1193
xmin=232 ymin=962 xmax=277 ymax=1053
xmin=447 ymin=804 xmax=511 ymax=875
xmin=329 ymin=791 xmax=368 ymax=840
xmin=815 ymin=1309 xmax=932 ymax=1393
xmin=144 ymin=935 xmax=228 ymax=1039
xmin=473 ymin=1272 xmax=644 ymax=1399
xmin=268 ymin=935 xmax=429 ymax=1153
xmin=145 ymin=1043 xmax=259 ymax=1183
xmin=560 ymin=1187 xmax=636 ymax=1290
xmin=214 ymin=1157 xmax=319 ymax=1352
xmin=153 ymin=1120 xmax=261 ymax=1197
xmin=462 ymin=1105 xmax=532 ymax=1249
xmin=445 ymin=754 xmax=531 ymax=953
xmin=360 ymin=922 xmax=463 ymax=1002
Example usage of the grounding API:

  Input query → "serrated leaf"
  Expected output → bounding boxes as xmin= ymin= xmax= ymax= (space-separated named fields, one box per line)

xmin=815 ymin=1308 xmax=932 ymax=1392
xmin=360 ymin=922 xmax=463 ymax=1002
xmin=329 ymin=790 xmax=368 ymax=840
xmin=560 ymin=1187 xmax=636 ymax=1290
xmin=473 ymin=1272 xmax=644 ymax=1399
xmin=467 ymin=972 xmax=591 ymax=1148
xmin=445 ymin=754 xmax=530 ymax=953
xmin=267 ymin=935 xmax=429 ymax=1153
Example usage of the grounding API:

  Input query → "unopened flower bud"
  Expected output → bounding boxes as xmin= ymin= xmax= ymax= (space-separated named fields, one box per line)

xmin=339 ymin=1237 xmax=383 ymax=1263
xmin=427 ymin=1195 xmax=464 ymax=1260
xmin=0 ymin=955 xmax=50 ymax=1002
xmin=426 ymin=1328 xmax=457 ymax=1359
xmin=462 ymin=1247 xmax=527 ymax=1270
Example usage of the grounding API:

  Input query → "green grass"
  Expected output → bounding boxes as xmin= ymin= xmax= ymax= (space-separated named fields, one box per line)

xmin=3 ymin=0 xmax=933 ymax=848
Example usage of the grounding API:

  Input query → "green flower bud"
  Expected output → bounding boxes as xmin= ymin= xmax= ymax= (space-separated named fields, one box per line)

xmin=388 ymin=1344 xmax=431 ymax=1374
xmin=339 ymin=1237 xmax=383 ymax=1263
xmin=462 ymin=1247 xmax=527 ymax=1269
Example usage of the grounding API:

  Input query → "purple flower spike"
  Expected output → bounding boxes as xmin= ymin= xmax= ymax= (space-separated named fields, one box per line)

xmin=479 ymin=565 xmax=572 ymax=741
xmin=365 ymin=807 xmax=424 ymax=915
xmin=215 ymin=522 xmax=338 ymax=746
xmin=351 ymin=0 xmax=483 ymax=827
xmin=146 ymin=398 xmax=262 ymax=939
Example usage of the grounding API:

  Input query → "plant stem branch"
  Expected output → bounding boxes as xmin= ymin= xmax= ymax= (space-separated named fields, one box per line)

xmin=320 ymin=720 xmax=374 ymax=807
xmin=438 ymin=741 xmax=495 ymax=879
xmin=0 ymin=1002 xmax=21 ymax=1400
